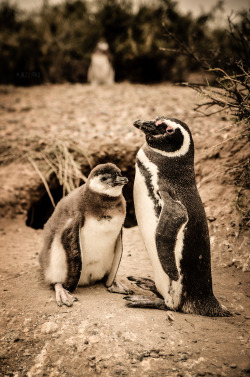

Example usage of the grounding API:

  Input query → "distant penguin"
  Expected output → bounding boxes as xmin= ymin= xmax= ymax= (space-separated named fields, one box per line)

xmin=39 ymin=163 xmax=130 ymax=307
xmin=87 ymin=40 xmax=115 ymax=85
xmin=125 ymin=116 xmax=231 ymax=316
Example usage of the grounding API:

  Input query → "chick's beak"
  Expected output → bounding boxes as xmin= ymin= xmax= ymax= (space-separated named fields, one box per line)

xmin=114 ymin=176 xmax=129 ymax=185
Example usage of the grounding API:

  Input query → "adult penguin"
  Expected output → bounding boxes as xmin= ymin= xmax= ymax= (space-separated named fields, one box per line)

xmin=125 ymin=116 xmax=231 ymax=317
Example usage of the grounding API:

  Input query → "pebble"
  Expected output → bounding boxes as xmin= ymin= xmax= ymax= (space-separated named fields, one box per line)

xmin=230 ymin=364 xmax=237 ymax=368
xmin=137 ymin=354 xmax=144 ymax=362
xmin=166 ymin=311 xmax=175 ymax=321
xmin=207 ymin=216 xmax=216 ymax=222
xmin=95 ymin=366 xmax=102 ymax=374
xmin=159 ymin=351 xmax=167 ymax=357
xmin=40 ymin=321 xmax=58 ymax=334
xmin=88 ymin=335 xmax=99 ymax=344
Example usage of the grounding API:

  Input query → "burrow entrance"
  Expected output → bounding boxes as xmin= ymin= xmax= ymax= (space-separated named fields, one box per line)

xmin=25 ymin=142 xmax=140 ymax=229
xmin=26 ymin=172 xmax=137 ymax=230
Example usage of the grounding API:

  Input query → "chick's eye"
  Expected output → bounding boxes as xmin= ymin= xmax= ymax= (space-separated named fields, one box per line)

xmin=101 ymin=176 xmax=108 ymax=182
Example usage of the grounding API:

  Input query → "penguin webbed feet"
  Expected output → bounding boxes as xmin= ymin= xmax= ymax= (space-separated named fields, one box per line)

xmin=54 ymin=283 xmax=78 ymax=307
xmin=125 ymin=276 xmax=168 ymax=310
xmin=124 ymin=295 xmax=168 ymax=311
xmin=107 ymin=279 xmax=134 ymax=295
xmin=127 ymin=276 xmax=163 ymax=299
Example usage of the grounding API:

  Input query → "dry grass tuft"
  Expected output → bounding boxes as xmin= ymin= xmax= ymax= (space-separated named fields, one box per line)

xmin=0 ymin=136 xmax=92 ymax=206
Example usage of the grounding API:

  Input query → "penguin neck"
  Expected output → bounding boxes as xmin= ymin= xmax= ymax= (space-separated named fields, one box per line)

xmin=82 ymin=185 xmax=125 ymax=220
xmin=85 ymin=184 xmax=123 ymax=203
xmin=142 ymin=143 xmax=195 ymax=180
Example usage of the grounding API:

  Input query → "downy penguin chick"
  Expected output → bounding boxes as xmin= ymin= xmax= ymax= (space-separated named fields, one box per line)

xmin=39 ymin=163 xmax=129 ymax=307
xmin=125 ymin=117 xmax=231 ymax=317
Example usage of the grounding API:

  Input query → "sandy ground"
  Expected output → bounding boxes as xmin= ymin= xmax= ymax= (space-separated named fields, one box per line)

xmin=0 ymin=83 xmax=249 ymax=376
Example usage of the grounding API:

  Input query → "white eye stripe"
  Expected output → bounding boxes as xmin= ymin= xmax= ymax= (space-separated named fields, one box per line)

xmin=156 ymin=119 xmax=179 ymax=129
xmin=150 ymin=120 xmax=191 ymax=157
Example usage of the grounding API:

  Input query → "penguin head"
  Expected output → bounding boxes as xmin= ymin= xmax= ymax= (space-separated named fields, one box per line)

xmin=88 ymin=163 xmax=128 ymax=197
xmin=133 ymin=116 xmax=193 ymax=157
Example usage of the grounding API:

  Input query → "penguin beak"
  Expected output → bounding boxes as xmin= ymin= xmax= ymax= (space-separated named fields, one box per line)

xmin=133 ymin=119 xmax=156 ymax=134
xmin=114 ymin=176 xmax=129 ymax=186
xmin=134 ymin=119 xmax=175 ymax=136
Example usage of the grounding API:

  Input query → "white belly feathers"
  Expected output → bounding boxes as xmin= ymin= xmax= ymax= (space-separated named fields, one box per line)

xmin=78 ymin=215 xmax=123 ymax=286
xmin=134 ymin=149 xmax=184 ymax=310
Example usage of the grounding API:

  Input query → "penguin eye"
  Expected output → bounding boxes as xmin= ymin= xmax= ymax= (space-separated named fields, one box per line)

xmin=101 ymin=175 xmax=111 ymax=182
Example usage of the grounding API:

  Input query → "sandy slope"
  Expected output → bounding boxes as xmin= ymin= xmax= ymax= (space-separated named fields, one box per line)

xmin=0 ymin=217 xmax=249 ymax=377
xmin=0 ymin=83 xmax=249 ymax=376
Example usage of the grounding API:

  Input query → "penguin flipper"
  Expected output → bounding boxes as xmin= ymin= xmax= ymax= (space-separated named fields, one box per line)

xmin=156 ymin=191 xmax=188 ymax=281
xmin=105 ymin=231 xmax=133 ymax=294
xmin=105 ymin=230 xmax=123 ymax=288
xmin=61 ymin=217 xmax=82 ymax=293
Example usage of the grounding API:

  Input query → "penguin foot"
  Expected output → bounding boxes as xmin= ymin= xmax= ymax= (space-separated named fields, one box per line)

xmin=54 ymin=283 xmax=78 ymax=307
xmin=127 ymin=276 xmax=162 ymax=298
xmin=181 ymin=296 xmax=232 ymax=317
xmin=107 ymin=279 xmax=134 ymax=295
xmin=124 ymin=295 xmax=167 ymax=311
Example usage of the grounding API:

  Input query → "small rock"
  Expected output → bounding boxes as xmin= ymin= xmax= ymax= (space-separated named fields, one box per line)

xmin=95 ymin=366 xmax=102 ymax=374
xmin=207 ymin=216 xmax=216 ymax=222
xmin=230 ymin=364 xmax=237 ymax=369
xmin=40 ymin=321 xmax=58 ymax=334
xmin=166 ymin=311 xmax=174 ymax=321
xmin=159 ymin=351 xmax=167 ymax=357
xmin=0 ymin=350 xmax=6 ymax=358
xmin=88 ymin=335 xmax=99 ymax=344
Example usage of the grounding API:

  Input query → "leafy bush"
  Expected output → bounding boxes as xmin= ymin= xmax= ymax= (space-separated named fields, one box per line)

xmin=0 ymin=0 xmax=249 ymax=85
xmin=163 ymin=8 xmax=249 ymax=229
